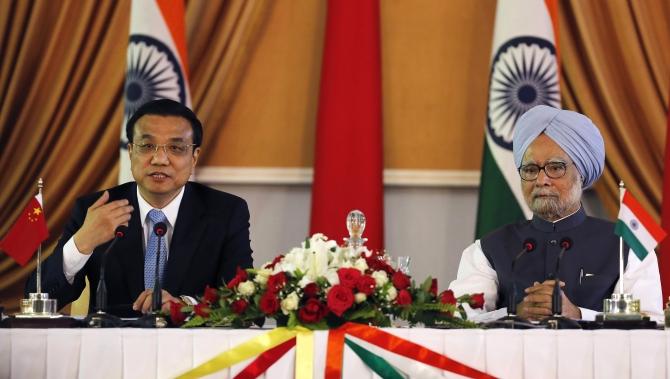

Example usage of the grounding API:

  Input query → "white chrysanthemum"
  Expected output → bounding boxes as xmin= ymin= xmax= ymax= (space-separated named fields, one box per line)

xmin=254 ymin=268 xmax=272 ymax=285
xmin=372 ymin=270 xmax=388 ymax=287
xmin=354 ymin=258 xmax=368 ymax=273
xmin=281 ymin=292 xmax=300 ymax=315
xmin=385 ymin=286 xmax=397 ymax=301
xmin=237 ymin=281 xmax=256 ymax=296
xmin=355 ymin=293 xmax=367 ymax=304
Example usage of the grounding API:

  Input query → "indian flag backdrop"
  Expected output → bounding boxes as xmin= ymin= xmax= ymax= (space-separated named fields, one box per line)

xmin=475 ymin=0 xmax=561 ymax=238
xmin=615 ymin=189 xmax=667 ymax=261
xmin=118 ymin=0 xmax=191 ymax=183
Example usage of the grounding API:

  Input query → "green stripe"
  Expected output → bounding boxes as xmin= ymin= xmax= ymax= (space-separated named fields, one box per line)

xmin=345 ymin=338 xmax=406 ymax=379
xmin=475 ymin=141 xmax=525 ymax=239
xmin=614 ymin=220 xmax=649 ymax=261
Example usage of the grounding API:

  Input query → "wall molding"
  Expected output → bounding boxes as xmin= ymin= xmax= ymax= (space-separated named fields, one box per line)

xmin=195 ymin=167 xmax=480 ymax=187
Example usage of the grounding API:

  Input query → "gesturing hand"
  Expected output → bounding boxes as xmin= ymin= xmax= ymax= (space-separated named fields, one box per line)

xmin=73 ymin=191 xmax=134 ymax=254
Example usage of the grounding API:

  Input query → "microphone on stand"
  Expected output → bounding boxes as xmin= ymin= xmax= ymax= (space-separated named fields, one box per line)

xmin=151 ymin=222 xmax=167 ymax=312
xmin=541 ymin=237 xmax=581 ymax=329
xmin=486 ymin=238 xmax=541 ymax=329
xmin=85 ymin=225 xmax=127 ymax=328
xmin=138 ymin=222 xmax=168 ymax=328
xmin=508 ymin=238 xmax=537 ymax=316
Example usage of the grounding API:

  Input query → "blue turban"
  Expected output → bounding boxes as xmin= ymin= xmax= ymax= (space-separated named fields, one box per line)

xmin=512 ymin=105 xmax=605 ymax=188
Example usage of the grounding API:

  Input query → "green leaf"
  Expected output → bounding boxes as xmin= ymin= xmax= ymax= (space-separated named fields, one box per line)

xmin=287 ymin=311 xmax=298 ymax=328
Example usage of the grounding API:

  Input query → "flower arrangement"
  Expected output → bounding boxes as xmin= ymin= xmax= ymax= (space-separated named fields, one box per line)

xmin=170 ymin=234 xmax=484 ymax=329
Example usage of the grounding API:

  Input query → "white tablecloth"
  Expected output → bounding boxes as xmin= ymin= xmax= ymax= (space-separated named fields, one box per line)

xmin=1 ymin=328 xmax=668 ymax=379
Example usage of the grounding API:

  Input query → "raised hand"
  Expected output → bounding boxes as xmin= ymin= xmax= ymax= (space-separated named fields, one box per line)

xmin=73 ymin=191 xmax=133 ymax=254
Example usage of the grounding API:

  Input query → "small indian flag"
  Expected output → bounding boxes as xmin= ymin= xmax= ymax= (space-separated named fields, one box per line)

xmin=615 ymin=189 xmax=667 ymax=261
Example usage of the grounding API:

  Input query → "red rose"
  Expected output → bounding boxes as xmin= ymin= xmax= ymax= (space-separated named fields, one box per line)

xmin=430 ymin=278 xmax=438 ymax=296
xmin=365 ymin=253 xmax=394 ymax=274
xmin=265 ymin=254 xmax=285 ymax=270
xmin=194 ymin=302 xmax=210 ymax=318
xmin=231 ymin=299 xmax=248 ymax=314
xmin=356 ymin=275 xmax=376 ymax=295
xmin=227 ymin=267 xmax=248 ymax=289
xmin=469 ymin=293 xmax=485 ymax=309
xmin=203 ymin=285 xmax=218 ymax=304
xmin=337 ymin=268 xmax=362 ymax=289
xmin=298 ymin=298 xmax=328 ymax=323
xmin=439 ymin=290 xmax=456 ymax=305
xmin=169 ymin=301 xmax=186 ymax=325
xmin=396 ymin=289 xmax=412 ymax=306
xmin=267 ymin=272 xmax=287 ymax=293
xmin=391 ymin=271 xmax=411 ymax=290
xmin=303 ymin=282 xmax=319 ymax=298
xmin=259 ymin=291 xmax=280 ymax=315
xmin=327 ymin=284 xmax=354 ymax=317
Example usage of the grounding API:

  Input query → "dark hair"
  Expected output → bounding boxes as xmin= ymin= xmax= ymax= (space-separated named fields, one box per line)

xmin=126 ymin=98 xmax=203 ymax=147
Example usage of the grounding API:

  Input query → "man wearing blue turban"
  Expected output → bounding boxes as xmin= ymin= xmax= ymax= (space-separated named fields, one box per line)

xmin=450 ymin=105 xmax=662 ymax=322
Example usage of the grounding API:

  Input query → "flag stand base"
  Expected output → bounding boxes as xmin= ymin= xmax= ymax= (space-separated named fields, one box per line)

xmin=16 ymin=292 xmax=59 ymax=318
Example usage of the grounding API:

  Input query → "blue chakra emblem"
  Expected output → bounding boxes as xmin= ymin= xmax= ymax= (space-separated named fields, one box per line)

xmin=629 ymin=219 xmax=639 ymax=231
xmin=487 ymin=36 xmax=560 ymax=150
xmin=121 ymin=34 xmax=187 ymax=148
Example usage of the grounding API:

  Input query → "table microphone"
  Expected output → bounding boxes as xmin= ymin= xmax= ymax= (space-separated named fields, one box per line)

xmin=486 ymin=238 xmax=541 ymax=329
xmin=137 ymin=222 xmax=168 ymax=328
xmin=151 ymin=222 xmax=167 ymax=312
xmin=541 ymin=237 xmax=581 ymax=329
xmin=85 ymin=225 xmax=127 ymax=328
xmin=508 ymin=238 xmax=537 ymax=316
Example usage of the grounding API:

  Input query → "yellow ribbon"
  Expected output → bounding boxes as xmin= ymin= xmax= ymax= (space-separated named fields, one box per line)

xmin=175 ymin=327 xmax=313 ymax=379
xmin=176 ymin=327 xmax=307 ymax=379
xmin=295 ymin=328 xmax=314 ymax=379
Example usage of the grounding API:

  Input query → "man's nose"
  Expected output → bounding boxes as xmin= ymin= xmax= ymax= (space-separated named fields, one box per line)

xmin=151 ymin=146 xmax=170 ymax=164
xmin=535 ymin=168 xmax=552 ymax=185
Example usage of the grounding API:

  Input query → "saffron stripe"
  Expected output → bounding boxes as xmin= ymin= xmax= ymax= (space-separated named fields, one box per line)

xmin=621 ymin=190 xmax=667 ymax=242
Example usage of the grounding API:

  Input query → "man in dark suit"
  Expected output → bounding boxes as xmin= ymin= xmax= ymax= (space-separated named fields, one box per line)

xmin=26 ymin=99 xmax=253 ymax=316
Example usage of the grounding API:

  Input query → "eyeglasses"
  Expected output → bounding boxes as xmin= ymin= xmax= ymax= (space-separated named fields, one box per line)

xmin=518 ymin=162 xmax=568 ymax=181
xmin=131 ymin=143 xmax=196 ymax=157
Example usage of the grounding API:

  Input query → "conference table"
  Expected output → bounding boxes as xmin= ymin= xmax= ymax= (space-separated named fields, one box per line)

xmin=1 ymin=327 xmax=668 ymax=378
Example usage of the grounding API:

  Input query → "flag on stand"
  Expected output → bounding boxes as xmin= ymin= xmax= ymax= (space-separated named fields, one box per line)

xmin=309 ymin=0 xmax=384 ymax=250
xmin=0 ymin=194 xmax=49 ymax=266
xmin=615 ymin=189 xmax=667 ymax=261
xmin=475 ymin=0 xmax=561 ymax=238
xmin=118 ymin=0 xmax=192 ymax=183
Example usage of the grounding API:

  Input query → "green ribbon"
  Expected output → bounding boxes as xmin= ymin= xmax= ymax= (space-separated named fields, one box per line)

xmin=344 ymin=338 xmax=406 ymax=379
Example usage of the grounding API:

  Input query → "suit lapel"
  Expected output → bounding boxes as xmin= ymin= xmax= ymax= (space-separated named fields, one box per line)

xmin=114 ymin=183 xmax=145 ymax=298
xmin=165 ymin=183 xmax=207 ymax=294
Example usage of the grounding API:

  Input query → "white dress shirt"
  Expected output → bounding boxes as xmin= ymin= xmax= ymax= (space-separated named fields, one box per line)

xmin=449 ymin=239 xmax=664 ymax=322
xmin=62 ymin=186 xmax=185 ymax=284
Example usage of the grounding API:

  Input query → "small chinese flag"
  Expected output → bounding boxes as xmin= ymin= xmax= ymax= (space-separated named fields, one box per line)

xmin=0 ymin=194 xmax=49 ymax=266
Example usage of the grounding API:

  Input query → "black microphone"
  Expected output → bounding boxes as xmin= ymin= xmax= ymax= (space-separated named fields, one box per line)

xmin=85 ymin=225 xmax=127 ymax=328
xmin=151 ymin=222 xmax=167 ymax=312
xmin=551 ymin=237 xmax=572 ymax=315
xmin=95 ymin=225 xmax=128 ymax=312
xmin=508 ymin=238 xmax=537 ymax=315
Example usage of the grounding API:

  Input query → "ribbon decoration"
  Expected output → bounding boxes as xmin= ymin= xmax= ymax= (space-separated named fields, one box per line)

xmin=326 ymin=323 xmax=495 ymax=379
xmin=344 ymin=338 xmax=405 ymax=379
xmin=233 ymin=338 xmax=296 ymax=379
xmin=175 ymin=327 xmax=312 ymax=379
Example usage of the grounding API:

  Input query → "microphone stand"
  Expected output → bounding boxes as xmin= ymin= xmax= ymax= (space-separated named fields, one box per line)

xmin=137 ymin=222 xmax=168 ymax=328
xmin=486 ymin=239 xmax=539 ymax=329
xmin=84 ymin=226 xmax=126 ymax=328
xmin=541 ymin=238 xmax=581 ymax=329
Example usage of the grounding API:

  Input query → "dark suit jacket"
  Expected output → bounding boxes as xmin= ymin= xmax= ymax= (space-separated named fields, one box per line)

xmin=26 ymin=181 xmax=253 ymax=316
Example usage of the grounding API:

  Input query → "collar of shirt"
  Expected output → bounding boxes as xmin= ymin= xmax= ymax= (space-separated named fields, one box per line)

xmin=531 ymin=206 xmax=587 ymax=233
xmin=136 ymin=185 xmax=185 ymax=256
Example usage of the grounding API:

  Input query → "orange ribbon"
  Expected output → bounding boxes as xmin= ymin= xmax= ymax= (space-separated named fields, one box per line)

xmin=326 ymin=323 xmax=495 ymax=379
